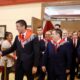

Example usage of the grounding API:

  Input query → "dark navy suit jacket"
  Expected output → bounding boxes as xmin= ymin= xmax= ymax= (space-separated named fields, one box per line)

xmin=2 ymin=34 xmax=40 ymax=72
xmin=43 ymin=41 xmax=72 ymax=75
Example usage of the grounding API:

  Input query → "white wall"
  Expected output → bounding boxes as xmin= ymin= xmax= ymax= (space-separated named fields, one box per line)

xmin=0 ymin=3 xmax=42 ymax=39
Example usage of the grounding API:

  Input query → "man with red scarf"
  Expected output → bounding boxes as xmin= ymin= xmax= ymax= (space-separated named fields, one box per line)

xmin=42 ymin=29 xmax=72 ymax=80
xmin=0 ymin=20 xmax=40 ymax=80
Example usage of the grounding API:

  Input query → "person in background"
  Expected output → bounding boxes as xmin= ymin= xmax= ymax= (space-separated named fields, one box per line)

xmin=62 ymin=29 xmax=73 ymax=78
xmin=77 ymin=42 xmax=80 ymax=78
xmin=62 ymin=29 xmax=68 ymax=41
xmin=68 ymin=31 xmax=73 ymax=39
xmin=0 ymin=20 xmax=40 ymax=80
xmin=43 ymin=31 xmax=52 ymax=48
xmin=37 ymin=27 xmax=46 ymax=80
xmin=54 ymin=24 xmax=61 ymax=29
xmin=78 ymin=31 xmax=80 ymax=39
xmin=42 ymin=29 xmax=71 ymax=80
xmin=1 ymin=32 xmax=16 ymax=80
xmin=45 ymin=30 xmax=52 ymax=41
xmin=37 ymin=27 xmax=44 ymax=40
xmin=70 ymin=31 xmax=80 ymax=80
xmin=62 ymin=29 xmax=73 ymax=46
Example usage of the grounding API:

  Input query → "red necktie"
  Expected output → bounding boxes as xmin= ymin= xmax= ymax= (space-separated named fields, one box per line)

xmin=22 ymin=34 xmax=24 ymax=41
xmin=73 ymin=38 xmax=76 ymax=47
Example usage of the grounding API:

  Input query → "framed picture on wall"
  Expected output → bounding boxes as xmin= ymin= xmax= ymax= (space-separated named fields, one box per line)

xmin=0 ymin=25 xmax=6 ymax=39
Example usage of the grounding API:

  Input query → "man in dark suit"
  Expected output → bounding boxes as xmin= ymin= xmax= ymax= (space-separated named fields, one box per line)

xmin=42 ymin=29 xmax=72 ymax=80
xmin=0 ymin=20 xmax=40 ymax=80
xmin=62 ymin=29 xmax=73 ymax=47
xmin=36 ymin=27 xmax=46 ymax=80
xmin=70 ymin=31 xmax=80 ymax=80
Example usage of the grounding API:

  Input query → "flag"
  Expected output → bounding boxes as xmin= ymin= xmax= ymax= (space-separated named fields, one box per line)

xmin=43 ymin=20 xmax=54 ymax=36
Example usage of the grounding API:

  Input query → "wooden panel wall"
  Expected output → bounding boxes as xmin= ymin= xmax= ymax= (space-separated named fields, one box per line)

xmin=32 ymin=17 xmax=42 ymax=33
xmin=61 ymin=20 xmax=80 ymax=32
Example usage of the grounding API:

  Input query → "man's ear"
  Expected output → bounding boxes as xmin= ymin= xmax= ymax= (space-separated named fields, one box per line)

xmin=22 ymin=25 xmax=26 ymax=29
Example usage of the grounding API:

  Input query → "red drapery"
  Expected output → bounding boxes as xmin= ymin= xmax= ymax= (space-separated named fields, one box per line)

xmin=43 ymin=20 xmax=54 ymax=35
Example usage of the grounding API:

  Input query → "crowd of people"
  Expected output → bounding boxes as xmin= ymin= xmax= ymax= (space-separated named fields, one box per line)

xmin=0 ymin=20 xmax=80 ymax=80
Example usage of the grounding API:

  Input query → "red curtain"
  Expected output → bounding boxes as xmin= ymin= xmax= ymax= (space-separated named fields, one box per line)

xmin=43 ymin=20 xmax=54 ymax=35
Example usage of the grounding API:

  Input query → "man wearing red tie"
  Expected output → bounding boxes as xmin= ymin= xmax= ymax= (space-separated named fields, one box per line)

xmin=0 ymin=20 xmax=40 ymax=80
xmin=73 ymin=32 xmax=78 ymax=47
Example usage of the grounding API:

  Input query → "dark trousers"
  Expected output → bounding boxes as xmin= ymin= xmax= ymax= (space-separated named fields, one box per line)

xmin=15 ymin=61 xmax=34 ymax=80
xmin=47 ymin=72 xmax=66 ymax=80
xmin=1 ymin=67 xmax=12 ymax=80
xmin=70 ymin=66 xmax=75 ymax=80
xmin=47 ymin=67 xmax=67 ymax=80
xmin=37 ymin=67 xmax=46 ymax=80
xmin=70 ymin=56 xmax=76 ymax=80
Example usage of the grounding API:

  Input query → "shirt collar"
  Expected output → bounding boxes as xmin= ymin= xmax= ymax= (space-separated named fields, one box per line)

xmin=22 ymin=31 xmax=27 ymax=37
xmin=38 ymin=35 xmax=43 ymax=39
xmin=57 ymin=39 xmax=61 ymax=44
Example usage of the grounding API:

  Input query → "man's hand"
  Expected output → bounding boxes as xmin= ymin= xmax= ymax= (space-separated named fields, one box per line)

xmin=0 ymin=51 xmax=2 ymax=59
xmin=66 ymin=69 xmax=70 ymax=74
xmin=42 ymin=66 xmax=46 ymax=72
xmin=32 ymin=66 xmax=37 ymax=74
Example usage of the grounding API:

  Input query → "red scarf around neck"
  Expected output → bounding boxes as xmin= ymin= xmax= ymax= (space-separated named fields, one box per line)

xmin=18 ymin=29 xmax=33 ymax=42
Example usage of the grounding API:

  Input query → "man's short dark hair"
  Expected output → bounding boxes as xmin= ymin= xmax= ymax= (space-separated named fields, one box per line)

xmin=16 ymin=20 xmax=27 ymax=29
xmin=55 ymin=29 xmax=62 ymax=38
xmin=55 ymin=24 xmax=61 ymax=28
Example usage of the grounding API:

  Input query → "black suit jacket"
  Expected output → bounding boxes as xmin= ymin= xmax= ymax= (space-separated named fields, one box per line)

xmin=71 ymin=37 xmax=80 ymax=64
xmin=2 ymin=34 xmax=40 ymax=71
xmin=38 ymin=39 xmax=45 ymax=66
